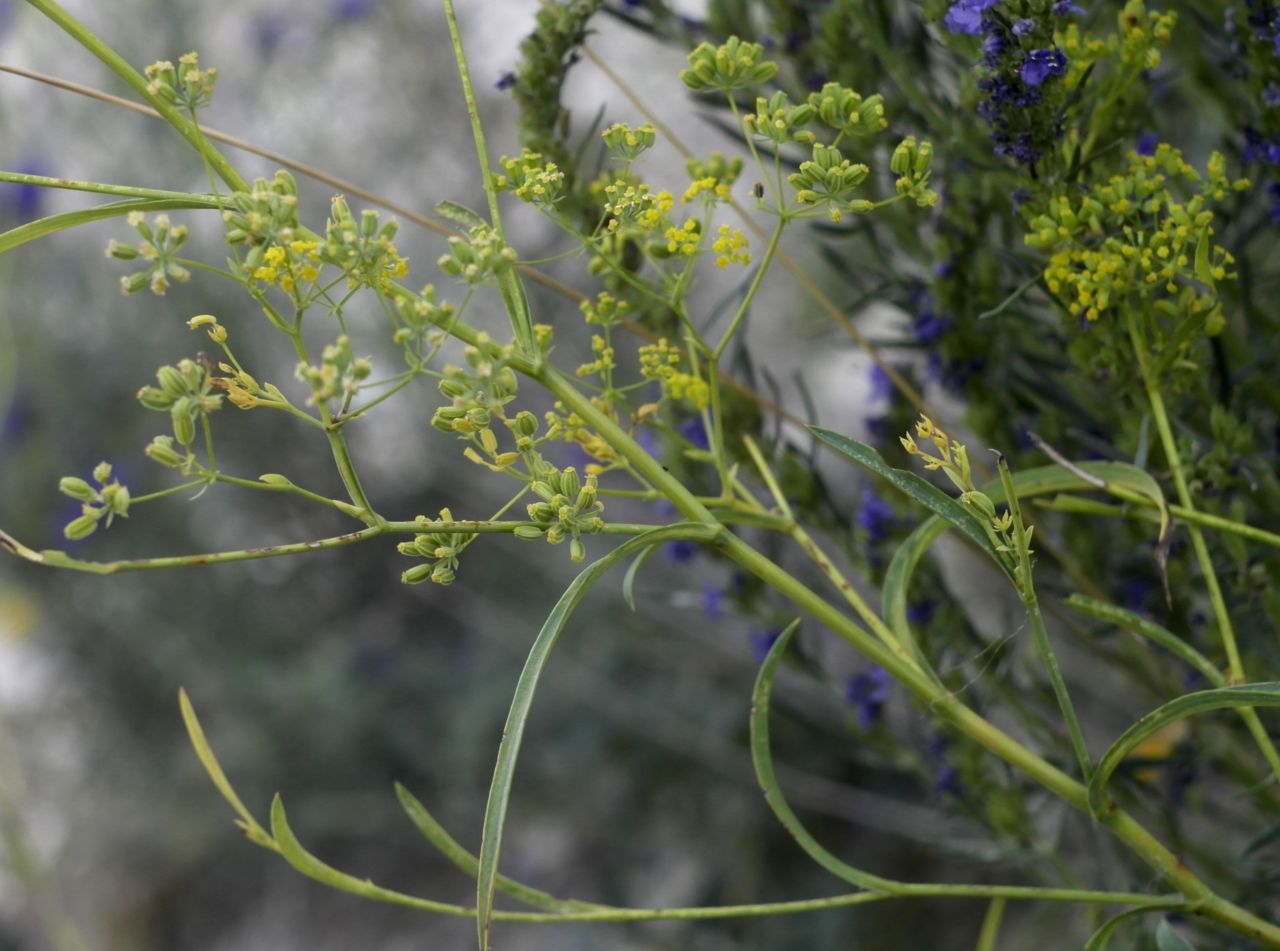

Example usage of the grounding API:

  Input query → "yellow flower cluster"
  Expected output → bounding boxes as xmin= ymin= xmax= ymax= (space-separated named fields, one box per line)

xmin=1057 ymin=0 xmax=1175 ymax=84
xmin=576 ymin=335 xmax=616 ymax=378
xmin=664 ymin=218 xmax=700 ymax=256
xmin=600 ymin=179 xmax=673 ymax=232
xmin=638 ymin=338 xmax=709 ymax=409
xmin=681 ymin=176 xmax=731 ymax=204
xmin=544 ymin=399 xmax=619 ymax=474
xmin=580 ymin=292 xmax=629 ymax=326
xmin=1026 ymin=146 xmax=1243 ymax=322
xmin=251 ymin=239 xmax=322 ymax=293
xmin=711 ymin=225 xmax=750 ymax=268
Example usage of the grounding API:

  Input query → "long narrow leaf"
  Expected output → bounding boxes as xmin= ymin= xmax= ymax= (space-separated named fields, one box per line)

xmin=1065 ymin=596 xmax=1223 ymax=686
xmin=475 ymin=523 xmax=719 ymax=950
xmin=0 ymin=198 xmax=217 ymax=255
xmin=750 ymin=620 xmax=898 ymax=892
xmin=1089 ymin=684 xmax=1280 ymax=816
xmin=1086 ymin=906 xmax=1178 ymax=950
xmin=394 ymin=783 xmax=607 ymax=913
xmin=269 ymin=795 xmax=472 ymax=916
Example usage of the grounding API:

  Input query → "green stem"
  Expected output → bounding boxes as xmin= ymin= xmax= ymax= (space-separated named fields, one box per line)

xmin=24 ymin=0 xmax=247 ymax=192
xmin=712 ymin=217 xmax=785 ymax=359
xmin=999 ymin=456 xmax=1093 ymax=781
xmin=441 ymin=0 xmax=502 ymax=231
xmin=1126 ymin=311 xmax=1280 ymax=783
xmin=1038 ymin=493 xmax=1280 ymax=549
xmin=716 ymin=532 xmax=1280 ymax=946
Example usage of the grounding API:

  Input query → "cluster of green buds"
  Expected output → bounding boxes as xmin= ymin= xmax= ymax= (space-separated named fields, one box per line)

xmin=59 ymin=462 xmax=130 ymax=541
xmin=399 ymin=509 xmax=473 ymax=585
xmin=685 ymin=153 xmax=742 ymax=189
xmin=222 ymin=171 xmax=300 ymax=271
xmin=437 ymin=225 xmax=518 ymax=286
xmin=108 ymin=212 xmax=191 ymax=296
xmin=324 ymin=196 xmax=409 ymax=291
xmin=890 ymin=137 xmax=939 ymax=208
xmin=601 ymin=123 xmax=656 ymax=163
xmin=295 ymin=335 xmax=371 ymax=406
xmin=1027 ymin=145 xmax=1244 ymax=326
xmin=744 ymin=91 xmax=817 ymax=146
xmin=431 ymin=334 xmax=519 ymax=434
xmin=517 ymin=464 xmax=604 ymax=562
xmin=144 ymin=52 xmax=217 ymax=110
xmin=136 ymin=357 xmax=223 ymax=446
xmin=808 ymin=82 xmax=887 ymax=138
xmin=788 ymin=144 xmax=871 ymax=221
xmin=392 ymin=284 xmax=455 ymax=353
xmin=900 ymin=416 xmax=1022 ymax=566
xmin=495 ymin=149 xmax=566 ymax=209
xmin=680 ymin=37 xmax=777 ymax=92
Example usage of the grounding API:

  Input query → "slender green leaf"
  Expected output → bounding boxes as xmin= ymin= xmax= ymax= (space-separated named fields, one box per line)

xmin=976 ymin=897 xmax=1007 ymax=951
xmin=1085 ymin=906 xmax=1172 ymax=951
xmin=1194 ymin=226 xmax=1215 ymax=291
xmin=394 ymin=783 xmax=606 ymax=914
xmin=750 ymin=620 xmax=898 ymax=892
xmin=178 ymin=688 xmax=277 ymax=851
xmin=809 ymin=427 xmax=1014 ymax=581
xmin=269 ymin=795 xmax=471 ymax=916
xmin=621 ymin=543 xmax=661 ymax=611
xmin=0 ymin=198 xmax=216 ymax=255
xmin=1064 ymin=596 xmax=1223 ymax=687
xmin=475 ymin=524 xmax=719 ymax=950
xmin=1089 ymin=684 xmax=1280 ymax=816
xmin=881 ymin=518 xmax=947 ymax=678
xmin=434 ymin=199 xmax=486 ymax=230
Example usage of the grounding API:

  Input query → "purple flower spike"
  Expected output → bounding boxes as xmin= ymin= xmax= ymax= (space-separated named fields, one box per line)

xmin=1021 ymin=48 xmax=1068 ymax=87
xmin=943 ymin=0 xmax=1000 ymax=35
xmin=1136 ymin=132 xmax=1159 ymax=156
xmin=495 ymin=71 xmax=517 ymax=91
xmin=1012 ymin=18 xmax=1036 ymax=37
xmin=1052 ymin=1 xmax=1084 ymax=16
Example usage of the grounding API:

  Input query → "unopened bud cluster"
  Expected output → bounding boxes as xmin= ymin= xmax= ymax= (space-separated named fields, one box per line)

xmin=324 ymin=196 xmax=408 ymax=291
xmin=518 ymin=464 xmax=604 ymax=563
xmin=680 ymin=37 xmax=777 ymax=92
xmin=58 ymin=462 xmax=130 ymax=540
xmin=889 ymin=137 xmax=939 ymax=208
xmin=144 ymin=51 xmax=216 ymax=110
xmin=399 ymin=508 xmax=473 ymax=585
xmin=438 ymin=225 xmax=518 ymax=286
xmin=431 ymin=334 xmax=519 ymax=435
xmin=137 ymin=357 xmax=223 ymax=446
xmin=108 ymin=212 xmax=191 ymax=296
xmin=788 ymin=144 xmax=872 ymax=221
xmin=601 ymin=123 xmax=656 ymax=163
xmin=496 ymin=150 xmax=566 ymax=208
xmin=392 ymin=284 xmax=455 ymax=354
xmin=222 ymin=171 xmax=301 ymax=271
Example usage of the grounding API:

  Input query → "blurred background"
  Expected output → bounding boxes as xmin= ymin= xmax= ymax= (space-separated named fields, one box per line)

xmin=0 ymin=2 xmax=987 ymax=949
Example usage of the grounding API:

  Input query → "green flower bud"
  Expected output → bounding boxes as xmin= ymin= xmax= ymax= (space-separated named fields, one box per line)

xmin=59 ymin=477 xmax=97 ymax=502
xmin=514 ymin=525 xmax=544 ymax=540
xmin=430 ymin=564 xmax=456 ymax=585
xmin=146 ymin=436 xmax=184 ymax=468
xmin=106 ymin=240 xmax=139 ymax=260
xmin=569 ymin=538 xmax=586 ymax=563
xmin=120 ymin=272 xmax=150 ymax=295
xmin=401 ymin=563 xmax=434 ymax=584
xmin=92 ymin=461 xmax=113 ymax=484
xmin=156 ymin=365 xmax=188 ymax=399
xmin=64 ymin=512 xmax=100 ymax=541
xmin=561 ymin=467 xmax=581 ymax=500
xmin=171 ymin=399 xmax=197 ymax=445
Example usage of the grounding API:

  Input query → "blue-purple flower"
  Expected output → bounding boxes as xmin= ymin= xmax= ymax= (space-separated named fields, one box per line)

xmin=943 ymin=0 xmax=1000 ymax=36
xmin=702 ymin=585 xmax=726 ymax=621
xmin=856 ymin=487 xmax=894 ymax=542
xmin=1136 ymin=132 xmax=1160 ymax=156
xmin=1021 ymin=48 xmax=1068 ymax=87
xmin=496 ymin=71 xmax=517 ymax=91
xmin=845 ymin=666 xmax=890 ymax=729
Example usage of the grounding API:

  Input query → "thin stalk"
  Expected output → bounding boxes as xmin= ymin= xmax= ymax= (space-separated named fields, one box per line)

xmin=441 ymin=0 xmax=502 ymax=231
xmin=999 ymin=457 xmax=1093 ymax=781
xmin=1126 ymin=311 xmax=1280 ymax=783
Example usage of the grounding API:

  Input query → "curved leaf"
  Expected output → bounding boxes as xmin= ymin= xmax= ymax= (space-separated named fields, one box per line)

xmin=1156 ymin=918 xmax=1198 ymax=951
xmin=621 ymin=542 xmax=661 ymax=611
xmin=269 ymin=795 xmax=471 ymax=916
xmin=809 ymin=427 xmax=1014 ymax=581
xmin=880 ymin=518 xmax=947 ymax=680
xmin=1085 ymin=906 xmax=1178 ymax=951
xmin=0 ymin=198 xmax=217 ymax=255
xmin=178 ymin=688 xmax=276 ymax=852
xmin=475 ymin=523 xmax=719 ymax=950
xmin=1064 ymin=596 xmax=1223 ymax=687
xmin=750 ymin=620 xmax=898 ymax=892
xmin=1090 ymin=684 xmax=1280 ymax=816
xmin=394 ymin=783 xmax=607 ymax=914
